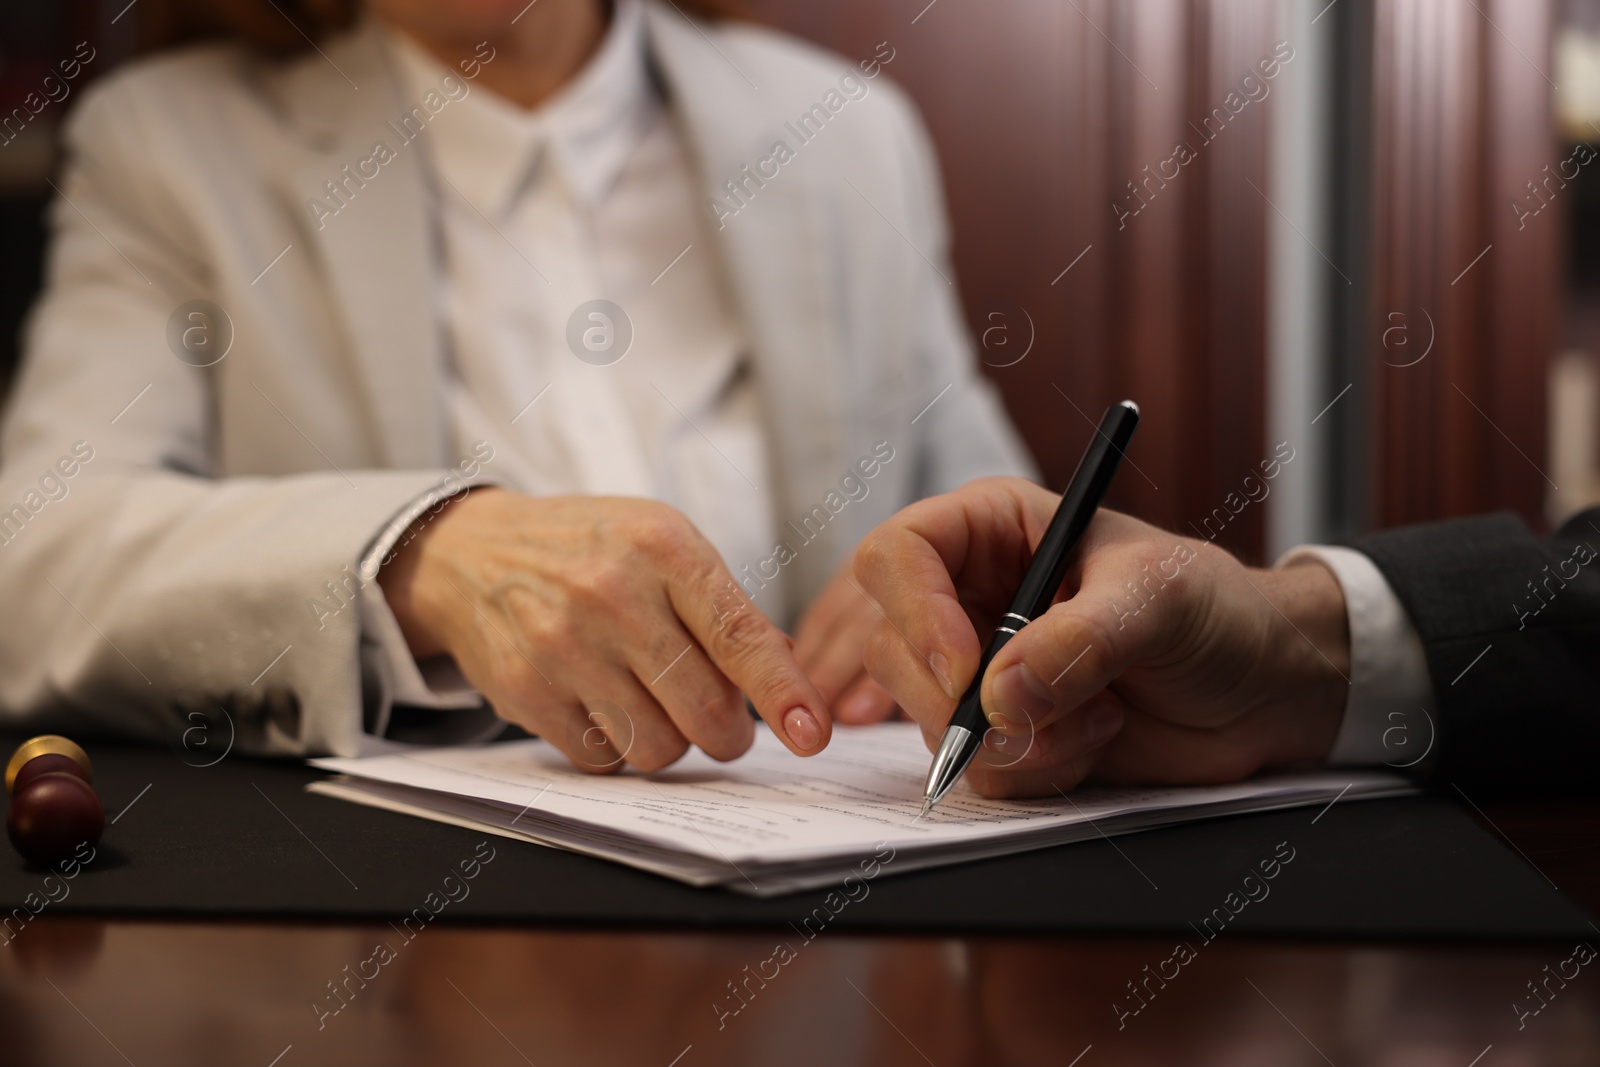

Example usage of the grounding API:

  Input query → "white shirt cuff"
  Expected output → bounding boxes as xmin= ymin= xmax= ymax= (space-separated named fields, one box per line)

xmin=1275 ymin=545 xmax=1435 ymax=767
xmin=357 ymin=478 xmax=497 ymax=715
xmin=358 ymin=586 xmax=481 ymax=710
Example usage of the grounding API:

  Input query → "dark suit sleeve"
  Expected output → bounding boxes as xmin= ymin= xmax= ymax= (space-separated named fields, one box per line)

xmin=1350 ymin=507 xmax=1600 ymax=796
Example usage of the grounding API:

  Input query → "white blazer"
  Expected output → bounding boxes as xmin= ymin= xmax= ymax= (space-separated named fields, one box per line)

xmin=0 ymin=4 xmax=1033 ymax=756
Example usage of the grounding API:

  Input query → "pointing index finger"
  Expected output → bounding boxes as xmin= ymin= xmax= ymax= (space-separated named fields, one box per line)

xmin=668 ymin=560 xmax=833 ymax=757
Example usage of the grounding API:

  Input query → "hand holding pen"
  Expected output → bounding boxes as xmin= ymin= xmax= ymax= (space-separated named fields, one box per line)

xmin=851 ymin=403 xmax=1350 ymax=803
xmin=918 ymin=402 xmax=1139 ymax=813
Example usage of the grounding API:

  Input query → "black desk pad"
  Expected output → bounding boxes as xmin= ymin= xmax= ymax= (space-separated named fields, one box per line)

xmin=1 ymin=740 xmax=1592 ymax=940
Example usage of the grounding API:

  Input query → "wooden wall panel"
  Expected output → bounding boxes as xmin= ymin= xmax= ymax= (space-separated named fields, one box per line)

xmin=745 ymin=0 xmax=1279 ymax=561
xmin=1186 ymin=0 xmax=1278 ymax=553
xmin=1110 ymin=0 xmax=1191 ymax=533
xmin=1482 ymin=0 xmax=1557 ymax=527
xmin=1369 ymin=0 xmax=1554 ymax=529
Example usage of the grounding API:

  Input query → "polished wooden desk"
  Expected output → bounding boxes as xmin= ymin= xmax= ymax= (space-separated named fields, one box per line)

xmin=2 ymin=801 xmax=1596 ymax=1067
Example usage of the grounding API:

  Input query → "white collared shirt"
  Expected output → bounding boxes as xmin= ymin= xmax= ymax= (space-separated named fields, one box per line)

xmin=365 ymin=1 xmax=780 ymax=711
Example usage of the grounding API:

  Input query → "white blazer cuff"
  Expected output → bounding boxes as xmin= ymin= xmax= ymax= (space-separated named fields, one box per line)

xmin=357 ymin=478 xmax=499 ymax=716
xmin=1275 ymin=545 xmax=1434 ymax=767
xmin=357 ymin=475 xmax=498 ymax=582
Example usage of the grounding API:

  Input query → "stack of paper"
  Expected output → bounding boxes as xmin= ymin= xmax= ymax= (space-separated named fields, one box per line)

xmin=308 ymin=722 xmax=1415 ymax=897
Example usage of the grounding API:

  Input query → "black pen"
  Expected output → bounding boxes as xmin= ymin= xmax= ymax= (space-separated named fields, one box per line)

xmin=920 ymin=400 xmax=1140 ymax=816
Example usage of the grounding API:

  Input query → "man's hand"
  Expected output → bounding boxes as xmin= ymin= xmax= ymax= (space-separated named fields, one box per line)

xmin=793 ymin=560 xmax=900 ymax=725
xmin=852 ymin=477 xmax=1351 ymax=797
xmin=378 ymin=488 xmax=831 ymax=772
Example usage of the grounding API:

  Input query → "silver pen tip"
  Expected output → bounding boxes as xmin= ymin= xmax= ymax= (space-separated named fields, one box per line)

xmin=918 ymin=798 xmax=933 ymax=820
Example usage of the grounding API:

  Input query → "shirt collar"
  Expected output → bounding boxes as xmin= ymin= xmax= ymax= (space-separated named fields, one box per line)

xmin=382 ymin=0 xmax=656 ymax=218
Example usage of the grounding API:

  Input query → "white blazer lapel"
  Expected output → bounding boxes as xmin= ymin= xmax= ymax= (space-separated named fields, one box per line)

xmin=642 ymin=4 xmax=846 ymax=605
xmin=281 ymin=22 xmax=448 ymax=470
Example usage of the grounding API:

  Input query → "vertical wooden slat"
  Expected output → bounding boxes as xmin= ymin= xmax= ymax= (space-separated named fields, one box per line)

xmin=1051 ymin=0 xmax=1114 ymax=490
xmin=1111 ymin=0 xmax=1190 ymax=528
xmin=1191 ymin=0 xmax=1277 ymax=561
xmin=1483 ymin=0 xmax=1556 ymax=525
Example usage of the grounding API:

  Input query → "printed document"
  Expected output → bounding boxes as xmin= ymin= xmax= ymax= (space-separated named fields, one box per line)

xmin=309 ymin=722 xmax=1414 ymax=897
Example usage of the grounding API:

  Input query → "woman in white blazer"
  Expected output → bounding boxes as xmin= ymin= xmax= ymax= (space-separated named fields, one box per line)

xmin=0 ymin=0 xmax=1033 ymax=767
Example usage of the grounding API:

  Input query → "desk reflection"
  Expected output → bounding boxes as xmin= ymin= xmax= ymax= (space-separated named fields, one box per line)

xmin=2 ymin=919 xmax=1596 ymax=1066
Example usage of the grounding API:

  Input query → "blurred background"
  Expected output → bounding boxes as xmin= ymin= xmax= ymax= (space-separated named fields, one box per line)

xmin=2 ymin=0 xmax=1596 ymax=563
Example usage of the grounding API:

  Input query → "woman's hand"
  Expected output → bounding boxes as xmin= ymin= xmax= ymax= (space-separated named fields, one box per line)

xmin=851 ymin=477 xmax=1350 ymax=797
xmin=378 ymin=488 xmax=831 ymax=772
xmin=793 ymin=560 xmax=900 ymax=726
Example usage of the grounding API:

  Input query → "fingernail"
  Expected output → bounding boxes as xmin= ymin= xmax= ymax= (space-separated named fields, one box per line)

xmin=839 ymin=690 xmax=878 ymax=724
xmin=928 ymin=651 xmax=957 ymax=699
xmin=988 ymin=663 xmax=1054 ymax=725
xmin=1086 ymin=701 xmax=1124 ymax=744
xmin=784 ymin=706 xmax=822 ymax=751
